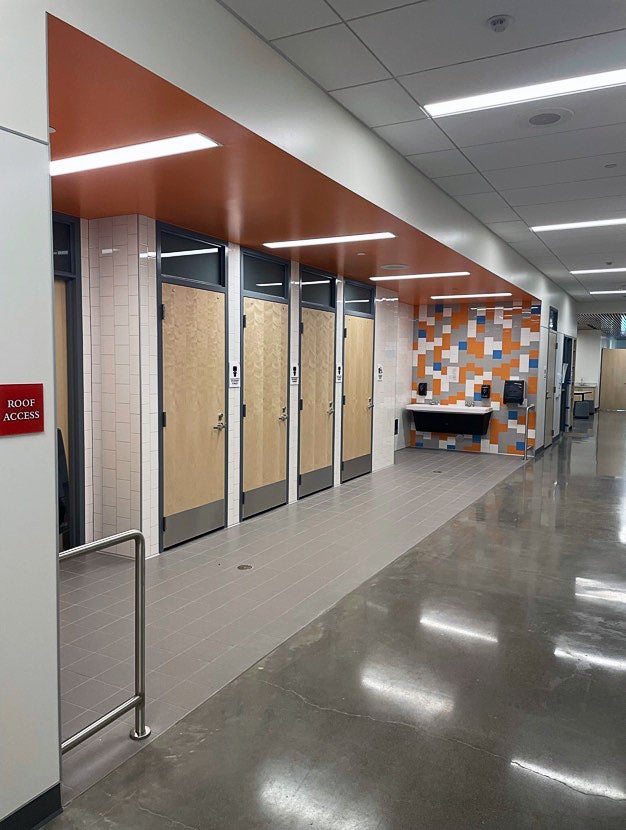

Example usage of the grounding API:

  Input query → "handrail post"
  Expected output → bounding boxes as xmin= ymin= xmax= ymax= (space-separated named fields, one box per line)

xmin=130 ymin=532 xmax=150 ymax=741
xmin=524 ymin=403 xmax=536 ymax=461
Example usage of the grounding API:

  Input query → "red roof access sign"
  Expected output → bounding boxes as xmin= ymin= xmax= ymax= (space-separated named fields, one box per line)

xmin=0 ymin=384 xmax=44 ymax=436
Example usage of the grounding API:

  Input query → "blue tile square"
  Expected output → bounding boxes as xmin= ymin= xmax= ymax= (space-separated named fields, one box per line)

xmin=529 ymin=358 xmax=539 ymax=368
xmin=516 ymin=441 xmax=525 ymax=451
xmin=477 ymin=315 xmax=486 ymax=325
xmin=418 ymin=329 xmax=427 ymax=338
xmin=458 ymin=341 xmax=467 ymax=351
xmin=508 ymin=409 xmax=518 ymax=420
xmin=472 ymin=435 xmax=482 ymax=443
xmin=446 ymin=445 xmax=455 ymax=450
xmin=433 ymin=362 xmax=442 ymax=371
xmin=493 ymin=349 xmax=502 ymax=359
xmin=474 ymin=392 xmax=482 ymax=401
xmin=415 ymin=441 xmax=424 ymax=447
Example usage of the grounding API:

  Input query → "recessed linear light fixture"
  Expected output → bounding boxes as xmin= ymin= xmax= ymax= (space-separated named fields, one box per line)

xmin=589 ymin=289 xmax=626 ymax=295
xmin=161 ymin=248 xmax=218 ymax=258
xmin=371 ymin=271 xmax=470 ymax=282
xmin=302 ymin=279 xmax=331 ymax=285
xmin=430 ymin=292 xmax=512 ymax=300
xmin=345 ymin=299 xmax=370 ymax=303
xmin=571 ymin=267 xmax=626 ymax=275
xmin=263 ymin=232 xmax=395 ymax=249
xmin=256 ymin=282 xmax=283 ymax=287
xmin=531 ymin=217 xmax=626 ymax=232
xmin=424 ymin=68 xmax=626 ymax=118
xmin=50 ymin=133 xmax=219 ymax=176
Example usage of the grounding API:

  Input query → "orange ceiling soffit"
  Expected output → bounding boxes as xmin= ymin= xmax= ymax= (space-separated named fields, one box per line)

xmin=47 ymin=16 xmax=536 ymax=305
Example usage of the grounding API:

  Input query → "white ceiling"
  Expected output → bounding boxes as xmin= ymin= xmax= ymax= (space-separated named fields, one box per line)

xmin=217 ymin=0 xmax=626 ymax=303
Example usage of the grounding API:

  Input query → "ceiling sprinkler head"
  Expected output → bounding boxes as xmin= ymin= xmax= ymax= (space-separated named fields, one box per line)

xmin=487 ymin=14 xmax=513 ymax=33
xmin=605 ymin=162 xmax=618 ymax=169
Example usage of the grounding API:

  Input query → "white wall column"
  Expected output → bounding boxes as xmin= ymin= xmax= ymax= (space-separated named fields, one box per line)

xmin=227 ymin=243 xmax=241 ymax=526
xmin=333 ymin=277 xmax=344 ymax=486
xmin=288 ymin=262 xmax=300 ymax=503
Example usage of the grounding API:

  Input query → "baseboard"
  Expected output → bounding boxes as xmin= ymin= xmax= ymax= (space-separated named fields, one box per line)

xmin=0 ymin=785 xmax=62 ymax=830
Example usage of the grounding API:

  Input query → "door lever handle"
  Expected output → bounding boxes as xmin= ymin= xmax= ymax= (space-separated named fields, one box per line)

xmin=213 ymin=413 xmax=226 ymax=430
xmin=367 ymin=397 xmax=374 ymax=410
xmin=278 ymin=406 xmax=288 ymax=422
xmin=327 ymin=403 xmax=335 ymax=415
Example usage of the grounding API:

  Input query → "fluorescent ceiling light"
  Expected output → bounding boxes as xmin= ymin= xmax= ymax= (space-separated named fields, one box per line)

xmin=425 ymin=68 xmax=626 ymax=118
xmin=371 ymin=271 xmax=470 ymax=282
xmin=256 ymin=282 xmax=283 ymax=287
xmin=430 ymin=292 xmax=512 ymax=300
xmin=264 ymin=232 xmax=395 ymax=249
xmin=302 ymin=279 xmax=330 ymax=285
xmin=589 ymin=289 xmax=626 ymax=295
xmin=345 ymin=299 xmax=370 ymax=303
xmin=510 ymin=759 xmax=626 ymax=800
xmin=50 ymin=133 xmax=219 ymax=176
xmin=420 ymin=615 xmax=498 ymax=644
xmin=531 ymin=217 xmax=626 ymax=232
xmin=571 ymin=267 xmax=626 ymax=275
xmin=161 ymin=248 xmax=218 ymax=258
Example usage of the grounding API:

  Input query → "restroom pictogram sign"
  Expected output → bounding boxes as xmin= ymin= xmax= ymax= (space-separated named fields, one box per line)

xmin=0 ymin=384 xmax=44 ymax=436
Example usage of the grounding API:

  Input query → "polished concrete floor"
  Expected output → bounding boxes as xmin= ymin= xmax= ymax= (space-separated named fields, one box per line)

xmin=59 ymin=448 xmax=520 ymax=800
xmin=53 ymin=415 xmax=626 ymax=827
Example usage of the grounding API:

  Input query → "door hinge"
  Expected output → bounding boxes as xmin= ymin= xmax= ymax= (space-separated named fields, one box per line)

xmin=241 ymin=491 xmax=246 ymax=504
xmin=298 ymin=474 xmax=302 ymax=485
xmin=300 ymin=321 xmax=304 ymax=334
xmin=162 ymin=517 xmax=167 ymax=532
xmin=299 ymin=398 xmax=303 ymax=411
xmin=242 ymin=403 xmax=247 ymax=417
xmin=161 ymin=303 xmax=166 ymax=320
xmin=162 ymin=411 xmax=167 ymax=427
xmin=341 ymin=461 xmax=345 ymax=471
xmin=342 ymin=394 xmax=346 ymax=405
xmin=343 ymin=327 xmax=347 ymax=338
xmin=242 ymin=314 xmax=247 ymax=328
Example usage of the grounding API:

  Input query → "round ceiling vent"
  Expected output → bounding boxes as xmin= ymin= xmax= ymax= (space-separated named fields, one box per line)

xmin=529 ymin=112 xmax=562 ymax=126
xmin=381 ymin=263 xmax=408 ymax=270
xmin=487 ymin=14 xmax=513 ymax=32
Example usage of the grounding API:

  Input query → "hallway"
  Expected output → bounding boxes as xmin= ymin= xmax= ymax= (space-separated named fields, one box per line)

xmin=53 ymin=415 xmax=626 ymax=828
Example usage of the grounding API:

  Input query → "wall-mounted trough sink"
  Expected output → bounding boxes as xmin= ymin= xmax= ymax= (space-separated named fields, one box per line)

xmin=407 ymin=403 xmax=493 ymax=436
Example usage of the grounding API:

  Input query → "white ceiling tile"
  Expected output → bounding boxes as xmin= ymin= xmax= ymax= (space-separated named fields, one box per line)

xmin=485 ymin=153 xmax=626 ymax=190
xmin=465 ymin=123 xmax=626 ymax=171
xmin=434 ymin=172 xmax=493 ymax=197
xmin=330 ymin=79 xmax=424 ymax=127
xmin=437 ymin=87 xmax=626 ymax=150
xmin=220 ymin=0 xmax=339 ymax=40
xmin=401 ymin=30 xmax=626 ymax=105
xmin=516 ymin=196 xmax=626 ymax=225
xmin=328 ymin=0 xmax=416 ymax=17
xmin=374 ymin=119 xmax=454 ymax=155
xmin=510 ymin=238 xmax=554 ymax=256
xmin=559 ymin=250 xmax=626 ymax=270
xmin=350 ymin=0 xmax=626 ymax=76
xmin=273 ymin=24 xmax=390 ymax=89
xmin=407 ymin=149 xmax=475 ymax=177
xmin=455 ymin=192 xmax=520 ymax=223
xmin=486 ymin=221 xmax=535 ymax=242
xmin=540 ymin=229 xmax=626 ymax=256
xmin=504 ymin=175 xmax=626 ymax=207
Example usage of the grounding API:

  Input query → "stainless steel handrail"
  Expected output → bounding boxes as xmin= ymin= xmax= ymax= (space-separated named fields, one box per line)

xmin=59 ymin=530 xmax=151 ymax=753
xmin=523 ymin=403 xmax=536 ymax=461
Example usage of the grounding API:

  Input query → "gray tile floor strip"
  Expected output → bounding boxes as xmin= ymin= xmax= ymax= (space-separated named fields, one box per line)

xmin=59 ymin=448 xmax=521 ymax=801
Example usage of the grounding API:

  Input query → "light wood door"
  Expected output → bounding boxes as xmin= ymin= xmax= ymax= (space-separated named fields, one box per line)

xmin=600 ymin=349 xmax=626 ymax=410
xmin=243 ymin=297 xmax=289 ymax=517
xmin=162 ymin=283 xmax=226 ymax=547
xmin=299 ymin=307 xmax=335 ymax=496
xmin=544 ymin=330 xmax=557 ymax=447
xmin=54 ymin=279 xmax=70 ymax=464
xmin=342 ymin=314 xmax=374 ymax=480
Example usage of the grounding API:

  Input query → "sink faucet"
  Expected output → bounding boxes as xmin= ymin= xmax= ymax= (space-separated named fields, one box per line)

xmin=428 ymin=398 xmax=438 ymax=406
xmin=465 ymin=399 xmax=474 ymax=407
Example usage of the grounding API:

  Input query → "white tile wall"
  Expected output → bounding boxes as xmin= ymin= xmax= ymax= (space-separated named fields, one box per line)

xmin=372 ymin=287 xmax=399 ymax=472
xmin=227 ymin=244 xmax=241 ymax=526
xmin=88 ymin=216 xmax=142 ymax=557
xmin=80 ymin=219 xmax=94 ymax=543
xmin=395 ymin=301 xmax=414 ymax=451
xmin=288 ymin=262 xmax=300 ymax=503
xmin=333 ymin=277 xmax=344 ymax=487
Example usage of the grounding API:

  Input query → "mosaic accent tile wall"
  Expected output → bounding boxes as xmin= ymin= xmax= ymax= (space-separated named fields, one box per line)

xmin=411 ymin=301 xmax=540 ymax=455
